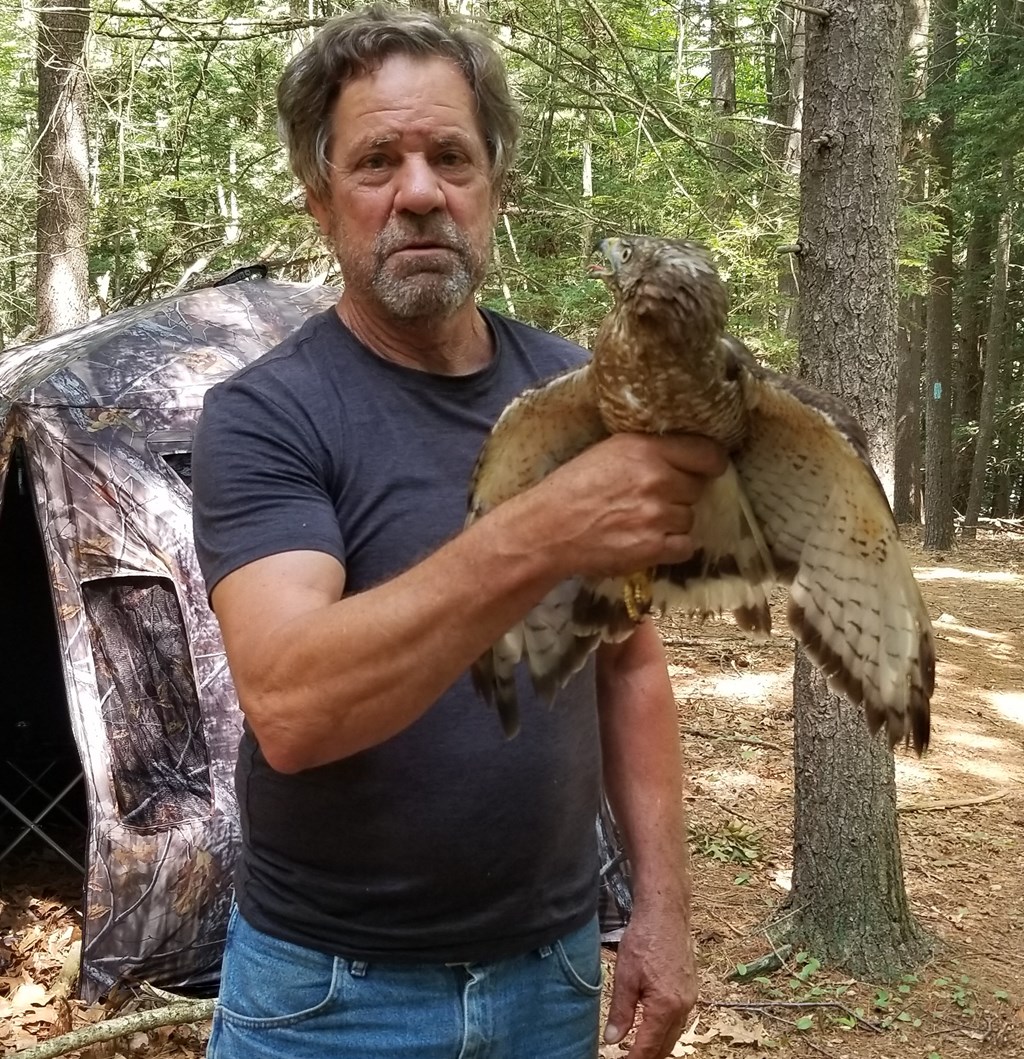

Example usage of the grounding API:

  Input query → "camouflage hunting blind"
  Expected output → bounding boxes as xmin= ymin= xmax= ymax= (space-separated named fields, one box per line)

xmin=0 ymin=276 xmax=336 ymax=1000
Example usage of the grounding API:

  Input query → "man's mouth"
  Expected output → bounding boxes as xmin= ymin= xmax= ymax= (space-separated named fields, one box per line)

xmin=395 ymin=243 xmax=454 ymax=253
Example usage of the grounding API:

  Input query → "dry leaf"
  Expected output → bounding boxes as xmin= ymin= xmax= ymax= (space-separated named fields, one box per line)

xmin=22 ymin=1002 xmax=59 ymax=1025
xmin=599 ymin=1045 xmax=630 ymax=1058
xmin=8 ymin=980 xmax=48 ymax=1013
xmin=676 ymin=1014 xmax=719 ymax=1047
xmin=707 ymin=1010 xmax=766 ymax=1046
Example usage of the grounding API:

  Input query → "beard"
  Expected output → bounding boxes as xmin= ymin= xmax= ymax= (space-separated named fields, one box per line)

xmin=331 ymin=213 xmax=490 ymax=321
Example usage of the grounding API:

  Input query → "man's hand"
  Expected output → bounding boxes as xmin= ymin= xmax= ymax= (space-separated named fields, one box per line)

xmin=604 ymin=903 xmax=698 ymax=1058
xmin=519 ymin=432 xmax=728 ymax=580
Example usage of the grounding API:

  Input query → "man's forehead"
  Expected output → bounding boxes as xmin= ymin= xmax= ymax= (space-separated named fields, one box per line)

xmin=332 ymin=55 xmax=487 ymax=152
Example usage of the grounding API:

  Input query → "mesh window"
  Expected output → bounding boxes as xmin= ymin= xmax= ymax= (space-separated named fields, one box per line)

xmin=159 ymin=451 xmax=193 ymax=490
xmin=82 ymin=577 xmax=211 ymax=828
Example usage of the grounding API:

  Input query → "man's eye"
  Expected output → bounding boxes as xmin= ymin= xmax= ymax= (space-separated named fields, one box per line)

xmin=438 ymin=151 xmax=467 ymax=167
xmin=361 ymin=155 xmax=390 ymax=170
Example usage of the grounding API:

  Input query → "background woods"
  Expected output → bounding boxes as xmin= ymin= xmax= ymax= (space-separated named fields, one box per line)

xmin=4 ymin=0 xmax=1023 ymax=531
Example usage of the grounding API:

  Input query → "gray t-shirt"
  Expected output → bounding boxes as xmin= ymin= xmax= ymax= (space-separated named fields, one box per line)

xmin=192 ymin=307 xmax=602 ymax=962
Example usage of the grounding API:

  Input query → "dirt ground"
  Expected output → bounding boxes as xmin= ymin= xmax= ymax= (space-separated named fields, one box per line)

xmin=1 ymin=528 xmax=1021 ymax=1059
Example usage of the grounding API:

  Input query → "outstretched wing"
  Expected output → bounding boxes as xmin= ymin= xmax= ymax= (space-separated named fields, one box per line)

xmin=467 ymin=365 xmax=608 ymax=735
xmin=735 ymin=371 xmax=934 ymax=750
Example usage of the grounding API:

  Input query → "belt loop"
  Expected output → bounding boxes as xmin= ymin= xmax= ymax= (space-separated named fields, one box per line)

xmin=349 ymin=960 xmax=368 ymax=978
xmin=538 ymin=944 xmax=553 ymax=959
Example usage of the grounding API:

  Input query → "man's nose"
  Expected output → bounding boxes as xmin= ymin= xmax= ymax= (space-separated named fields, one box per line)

xmin=393 ymin=156 xmax=446 ymax=214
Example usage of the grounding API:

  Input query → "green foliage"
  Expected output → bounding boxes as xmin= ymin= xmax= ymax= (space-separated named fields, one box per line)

xmin=689 ymin=818 xmax=760 ymax=864
xmin=932 ymin=975 xmax=976 ymax=1014
xmin=2 ymin=0 xmax=1020 ymax=525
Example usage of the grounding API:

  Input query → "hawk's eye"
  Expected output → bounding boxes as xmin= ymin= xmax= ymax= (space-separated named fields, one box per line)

xmin=619 ymin=245 xmax=633 ymax=263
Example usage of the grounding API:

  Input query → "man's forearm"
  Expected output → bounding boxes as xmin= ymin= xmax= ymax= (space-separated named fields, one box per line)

xmin=597 ymin=623 xmax=698 ymax=1057
xmin=222 ymin=492 xmax=576 ymax=772
xmin=597 ymin=624 xmax=692 ymax=909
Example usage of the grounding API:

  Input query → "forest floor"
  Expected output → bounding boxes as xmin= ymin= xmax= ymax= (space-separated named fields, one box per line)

xmin=0 ymin=528 xmax=1021 ymax=1059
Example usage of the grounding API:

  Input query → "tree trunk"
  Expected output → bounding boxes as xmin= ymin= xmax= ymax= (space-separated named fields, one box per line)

xmin=963 ymin=160 xmax=1013 ymax=538
xmin=787 ymin=0 xmax=929 ymax=977
xmin=922 ymin=0 xmax=958 ymax=550
xmin=893 ymin=0 xmax=929 ymax=525
xmin=952 ymin=214 xmax=996 ymax=512
xmin=768 ymin=7 xmax=805 ymax=338
xmin=709 ymin=0 xmax=737 ymax=168
xmin=894 ymin=294 xmax=924 ymax=524
xmin=35 ymin=0 xmax=90 ymax=336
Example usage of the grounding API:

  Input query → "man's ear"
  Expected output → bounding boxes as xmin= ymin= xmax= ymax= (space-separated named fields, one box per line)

xmin=306 ymin=189 xmax=331 ymax=236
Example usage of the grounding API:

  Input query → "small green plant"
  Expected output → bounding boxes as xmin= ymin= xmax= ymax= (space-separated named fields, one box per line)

xmin=933 ymin=974 xmax=975 ymax=1014
xmin=688 ymin=819 xmax=760 ymax=864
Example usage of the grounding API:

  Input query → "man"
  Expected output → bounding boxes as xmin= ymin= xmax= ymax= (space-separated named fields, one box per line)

xmin=193 ymin=7 xmax=723 ymax=1058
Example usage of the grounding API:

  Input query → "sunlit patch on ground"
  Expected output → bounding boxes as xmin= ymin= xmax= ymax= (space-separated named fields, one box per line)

xmin=915 ymin=566 xmax=1023 ymax=585
xmin=989 ymin=690 xmax=1024 ymax=726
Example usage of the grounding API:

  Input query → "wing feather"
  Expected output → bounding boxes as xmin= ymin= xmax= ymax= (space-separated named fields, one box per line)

xmin=467 ymin=365 xmax=608 ymax=730
xmin=737 ymin=375 xmax=934 ymax=750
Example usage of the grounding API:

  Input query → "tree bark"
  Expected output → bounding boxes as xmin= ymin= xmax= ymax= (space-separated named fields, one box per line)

xmin=922 ymin=0 xmax=958 ymax=550
xmin=35 ymin=0 xmax=90 ymax=336
xmin=768 ymin=7 xmax=805 ymax=338
xmin=893 ymin=0 xmax=931 ymax=525
xmin=952 ymin=213 xmax=996 ymax=512
xmin=788 ymin=0 xmax=929 ymax=977
xmin=894 ymin=293 xmax=924 ymax=524
xmin=893 ymin=0 xmax=929 ymax=525
xmin=963 ymin=159 xmax=1013 ymax=538
xmin=709 ymin=0 xmax=737 ymax=168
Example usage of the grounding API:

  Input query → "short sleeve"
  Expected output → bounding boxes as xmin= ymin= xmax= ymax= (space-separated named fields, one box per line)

xmin=191 ymin=376 xmax=345 ymax=598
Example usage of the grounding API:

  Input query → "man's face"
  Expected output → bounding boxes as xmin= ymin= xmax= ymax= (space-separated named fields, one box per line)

xmin=308 ymin=54 xmax=498 ymax=322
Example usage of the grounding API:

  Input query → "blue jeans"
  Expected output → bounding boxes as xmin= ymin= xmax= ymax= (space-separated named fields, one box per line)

xmin=207 ymin=905 xmax=602 ymax=1058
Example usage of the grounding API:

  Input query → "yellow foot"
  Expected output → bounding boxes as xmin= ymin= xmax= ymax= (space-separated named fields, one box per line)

xmin=623 ymin=571 xmax=653 ymax=622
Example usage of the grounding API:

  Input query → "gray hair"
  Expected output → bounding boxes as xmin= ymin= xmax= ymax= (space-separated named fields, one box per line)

xmin=277 ymin=4 xmax=519 ymax=201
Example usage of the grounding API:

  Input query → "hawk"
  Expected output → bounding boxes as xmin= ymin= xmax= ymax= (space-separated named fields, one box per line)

xmin=467 ymin=236 xmax=934 ymax=752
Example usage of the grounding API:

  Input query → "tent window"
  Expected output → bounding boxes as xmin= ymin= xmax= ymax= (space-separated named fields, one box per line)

xmin=158 ymin=451 xmax=192 ymax=490
xmin=81 ymin=577 xmax=211 ymax=828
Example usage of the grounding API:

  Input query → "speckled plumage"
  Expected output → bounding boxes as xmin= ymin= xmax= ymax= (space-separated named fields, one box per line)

xmin=467 ymin=236 xmax=934 ymax=752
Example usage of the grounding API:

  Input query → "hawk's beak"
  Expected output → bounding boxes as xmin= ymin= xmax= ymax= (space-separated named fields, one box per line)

xmin=588 ymin=238 xmax=617 ymax=278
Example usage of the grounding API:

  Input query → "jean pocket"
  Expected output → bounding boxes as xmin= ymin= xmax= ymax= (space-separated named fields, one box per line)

xmin=217 ymin=910 xmax=341 ymax=1028
xmin=553 ymin=917 xmax=603 ymax=997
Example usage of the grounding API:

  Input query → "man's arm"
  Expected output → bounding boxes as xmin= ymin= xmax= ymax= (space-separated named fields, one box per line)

xmin=210 ymin=432 xmax=726 ymax=773
xmin=597 ymin=621 xmax=697 ymax=1059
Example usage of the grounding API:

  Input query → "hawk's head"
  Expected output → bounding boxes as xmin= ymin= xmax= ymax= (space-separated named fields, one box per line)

xmin=591 ymin=236 xmax=729 ymax=353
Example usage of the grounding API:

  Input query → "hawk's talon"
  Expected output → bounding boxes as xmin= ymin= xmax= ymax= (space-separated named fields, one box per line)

xmin=623 ymin=572 xmax=653 ymax=622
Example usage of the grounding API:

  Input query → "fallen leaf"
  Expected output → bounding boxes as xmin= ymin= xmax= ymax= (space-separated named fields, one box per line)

xmin=10 ymin=980 xmax=48 ymax=1013
xmin=707 ymin=1010 xmax=766 ymax=1046
xmin=599 ymin=1045 xmax=630 ymax=1058
xmin=676 ymin=1014 xmax=719 ymax=1046
xmin=22 ymin=1002 xmax=59 ymax=1025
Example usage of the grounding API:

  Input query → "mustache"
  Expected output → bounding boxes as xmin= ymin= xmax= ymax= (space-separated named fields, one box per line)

xmin=374 ymin=217 xmax=470 ymax=258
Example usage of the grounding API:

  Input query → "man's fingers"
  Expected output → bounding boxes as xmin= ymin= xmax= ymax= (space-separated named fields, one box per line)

xmin=660 ymin=533 xmax=697 ymax=565
xmin=627 ymin=1007 xmax=688 ymax=1059
xmin=603 ymin=976 xmax=639 ymax=1045
xmin=653 ymin=433 xmax=729 ymax=478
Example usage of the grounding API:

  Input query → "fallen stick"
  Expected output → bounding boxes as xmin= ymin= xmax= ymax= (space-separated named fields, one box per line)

xmin=681 ymin=727 xmax=786 ymax=751
xmin=10 ymin=998 xmax=215 ymax=1059
xmin=709 ymin=999 xmax=882 ymax=1033
xmin=898 ymin=789 xmax=1010 ymax=813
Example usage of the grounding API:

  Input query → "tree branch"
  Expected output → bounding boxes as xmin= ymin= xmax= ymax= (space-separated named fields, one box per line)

xmin=779 ymin=0 xmax=832 ymax=17
xmin=11 ymin=1000 xmax=215 ymax=1059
